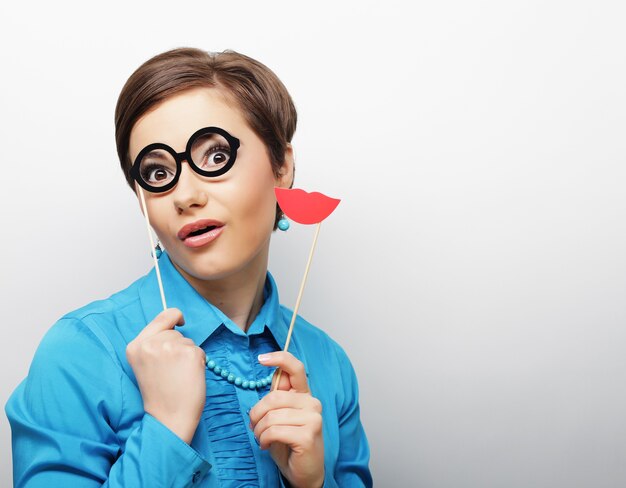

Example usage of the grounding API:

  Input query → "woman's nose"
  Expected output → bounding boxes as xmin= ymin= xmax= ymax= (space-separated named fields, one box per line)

xmin=172 ymin=161 xmax=208 ymax=213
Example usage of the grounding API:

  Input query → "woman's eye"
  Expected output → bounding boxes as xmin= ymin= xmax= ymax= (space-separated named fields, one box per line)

xmin=204 ymin=146 xmax=230 ymax=167
xmin=211 ymin=152 xmax=227 ymax=164
xmin=151 ymin=168 xmax=169 ymax=181
xmin=141 ymin=163 xmax=173 ymax=183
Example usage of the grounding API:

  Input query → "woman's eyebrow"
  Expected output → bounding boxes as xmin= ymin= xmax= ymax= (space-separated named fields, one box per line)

xmin=144 ymin=149 xmax=169 ymax=159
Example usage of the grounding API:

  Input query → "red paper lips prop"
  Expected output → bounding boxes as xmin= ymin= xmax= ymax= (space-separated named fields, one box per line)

xmin=274 ymin=188 xmax=341 ymax=225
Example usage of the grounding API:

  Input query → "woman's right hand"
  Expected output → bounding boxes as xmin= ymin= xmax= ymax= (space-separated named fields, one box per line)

xmin=126 ymin=308 xmax=206 ymax=444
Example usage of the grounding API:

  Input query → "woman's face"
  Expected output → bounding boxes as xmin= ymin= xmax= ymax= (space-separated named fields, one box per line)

xmin=128 ymin=87 xmax=293 ymax=283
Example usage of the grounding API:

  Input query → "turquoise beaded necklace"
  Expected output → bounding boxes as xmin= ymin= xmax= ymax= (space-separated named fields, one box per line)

xmin=205 ymin=354 xmax=275 ymax=390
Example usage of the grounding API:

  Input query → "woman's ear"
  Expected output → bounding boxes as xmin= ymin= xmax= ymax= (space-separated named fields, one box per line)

xmin=276 ymin=143 xmax=295 ymax=189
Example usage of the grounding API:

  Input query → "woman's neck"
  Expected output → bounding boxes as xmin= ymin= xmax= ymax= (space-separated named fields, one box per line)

xmin=172 ymin=248 xmax=269 ymax=333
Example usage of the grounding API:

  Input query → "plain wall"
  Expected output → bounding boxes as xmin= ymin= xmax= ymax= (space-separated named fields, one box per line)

xmin=1 ymin=1 xmax=626 ymax=486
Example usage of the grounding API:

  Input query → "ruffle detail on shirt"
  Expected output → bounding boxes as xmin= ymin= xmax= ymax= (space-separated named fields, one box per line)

xmin=202 ymin=341 xmax=261 ymax=486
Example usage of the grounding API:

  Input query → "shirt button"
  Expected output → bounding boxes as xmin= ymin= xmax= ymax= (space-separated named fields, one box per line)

xmin=192 ymin=471 xmax=201 ymax=483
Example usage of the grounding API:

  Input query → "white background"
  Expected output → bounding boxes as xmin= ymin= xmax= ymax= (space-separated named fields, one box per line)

xmin=1 ymin=1 xmax=626 ymax=487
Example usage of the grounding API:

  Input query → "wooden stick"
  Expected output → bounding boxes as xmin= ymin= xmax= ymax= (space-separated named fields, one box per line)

xmin=138 ymin=187 xmax=167 ymax=311
xmin=272 ymin=222 xmax=322 ymax=391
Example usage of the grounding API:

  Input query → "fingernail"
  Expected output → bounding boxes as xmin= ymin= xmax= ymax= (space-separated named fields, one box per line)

xmin=258 ymin=353 xmax=272 ymax=363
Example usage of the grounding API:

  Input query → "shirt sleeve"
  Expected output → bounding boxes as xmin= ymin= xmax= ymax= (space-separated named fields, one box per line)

xmin=5 ymin=317 xmax=211 ymax=487
xmin=325 ymin=342 xmax=373 ymax=488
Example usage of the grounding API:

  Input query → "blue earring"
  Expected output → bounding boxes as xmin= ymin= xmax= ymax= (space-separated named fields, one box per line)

xmin=277 ymin=217 xmax=290 ymax=231
xmin=151 ymin=241 xmax=163 ymax=259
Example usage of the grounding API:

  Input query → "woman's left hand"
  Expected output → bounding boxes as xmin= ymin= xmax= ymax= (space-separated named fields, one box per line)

xmin=249 ymin=351 xmax=325 ymax=488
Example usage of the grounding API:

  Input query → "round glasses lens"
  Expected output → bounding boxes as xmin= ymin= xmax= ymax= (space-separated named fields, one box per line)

xmin=138 ymin=149 xmax=177 ymax=188
xmin=190 ymin=132 xmax=233 ymax=173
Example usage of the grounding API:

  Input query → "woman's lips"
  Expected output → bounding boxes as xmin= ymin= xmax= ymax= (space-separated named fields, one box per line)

xmin=177 ymin=219 xmax=225 ymax=248
xmin=181 ymin=225 xmax=224 ymax=248
xmin=178 ymin=219 xmax=224 ymax=239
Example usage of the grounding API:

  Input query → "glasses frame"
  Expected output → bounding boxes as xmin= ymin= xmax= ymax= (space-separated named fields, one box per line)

xmin=130 ymin=126 xmax=241 ymax=193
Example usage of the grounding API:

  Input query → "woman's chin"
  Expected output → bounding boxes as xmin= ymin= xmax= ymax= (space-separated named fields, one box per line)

xmin=167 ymin=237 xmax=270 ymax=284
xmin=171 ymin=256 xmax=232 ymax=282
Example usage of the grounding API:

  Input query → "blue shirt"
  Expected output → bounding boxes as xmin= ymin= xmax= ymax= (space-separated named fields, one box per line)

xmin=5 ymin=252 xmax=372 ymax=487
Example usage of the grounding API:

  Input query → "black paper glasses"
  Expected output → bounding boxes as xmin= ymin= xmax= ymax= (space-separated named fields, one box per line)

xmin=130 ymin=126 xmax=241 ymax=193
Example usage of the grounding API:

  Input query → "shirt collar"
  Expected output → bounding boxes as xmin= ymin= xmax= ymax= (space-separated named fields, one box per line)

xmin=137 ymin=251 xmax=288 ymax=348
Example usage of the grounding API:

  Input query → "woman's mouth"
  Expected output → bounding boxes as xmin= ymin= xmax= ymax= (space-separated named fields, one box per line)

xmin=178 ymin=219 xmax=225 ymax=248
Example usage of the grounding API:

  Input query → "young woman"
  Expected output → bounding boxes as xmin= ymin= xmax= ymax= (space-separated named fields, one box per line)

xmin=5 ymin=48 xmax=372 ymax=487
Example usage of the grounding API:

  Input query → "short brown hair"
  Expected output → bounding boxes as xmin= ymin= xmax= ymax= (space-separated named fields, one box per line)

xmin=114 ymin=47 xmax=297 ymax=227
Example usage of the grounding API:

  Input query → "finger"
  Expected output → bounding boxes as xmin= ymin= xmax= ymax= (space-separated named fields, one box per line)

xmin=175 ymin=343 xmax=207 ymax=365
xmin=149 ymin=329 xmax=186 ymax=342
xmin=249 ymin=391 xmax=322 ymax=427
xmin=257 ymin=424 xmax=318 ymax=451
xmin=148 ymin=332 xmax=198 ymax=355
xmin=193 ymin=344 xmax=208 ymax=365
xmin=253 ymin=407 xmax=320 ymax=442
xmin=135 ymin=308 xmax=185 ymax=341
xmin=154 ymin=330 xmax=198 ymax=347
xmin=258 ymin=352 xmax=309 ymax=392
xmin=270 ymin=368 xmax=292 ymax=391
